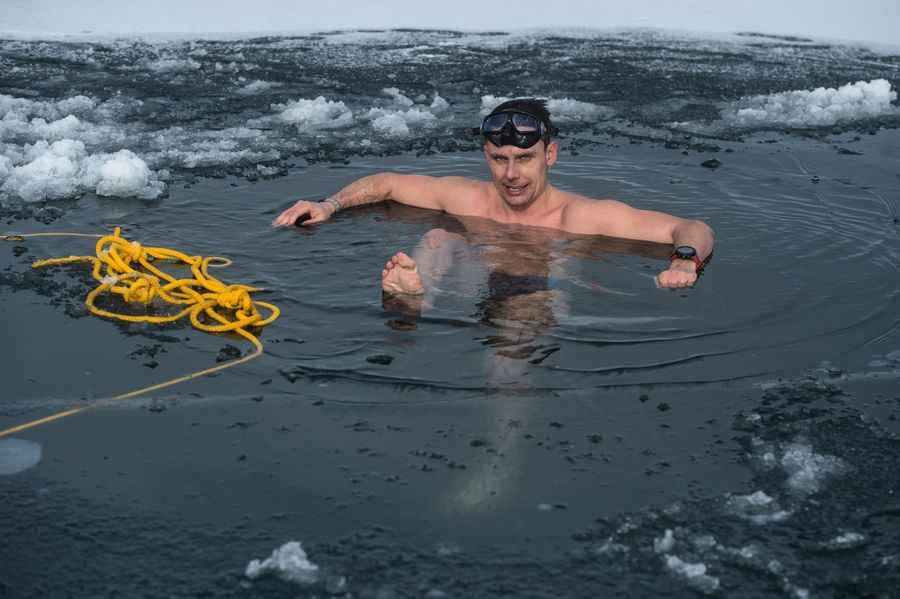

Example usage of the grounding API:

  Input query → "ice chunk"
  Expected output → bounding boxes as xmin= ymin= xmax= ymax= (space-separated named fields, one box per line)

xmin=237 ymin=80 xmax=278 ymax=95
xmin=547 ymin=98 xmax=612 ymax=121
xmin=665 ymin=555 xmax=720 ymax=594
xmin=372 ymin=112 xmax=410 ymax=136
xmin=367 ymin=107 xmax=436 ymax=137
xmin=30 ymin=115 xmax=82 ymax=140
xmin=382 ymin=87 xmax=414 ymax=107
xmin=654 ymin=529 xmax=675 ymax=553
xmin=245 ymin=541 xmax=319 ymax=584
xmin=725 ymin=490 xmax=791 ymax=524
xmin=83 ymin=149 xmax=164 ymax=199
xmin=0 ymin=438 xmax=42 ymax=475
xmin=722 ymin=79 xmax=898 ymax=128
xmin=430 ymin=93 xmax=450 ymax=113
xmin=2 ymin=139 xmax=85 ymax=201
xmin=55 ymin=96 xmax=97 ymax=116
xmin=145 ymin=58 xmax=201 ymax=73
xmin=781 ymin=442 xmax=845 ymax=495
xmin=818 ymin=532 xmax=866 ymax=551
xmin=275 ymin=97 xmax=354 ymax=129
xmin=0 ymin=155 xmax=12 ymax=179
xmin=480 ymin=95 xmax=612 ymax=122
xmin=2 ymin=140 xmax=164 ymax=202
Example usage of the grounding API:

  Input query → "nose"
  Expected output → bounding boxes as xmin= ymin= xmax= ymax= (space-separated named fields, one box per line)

xmin=504 ymin=160 xmax=520 ymax=181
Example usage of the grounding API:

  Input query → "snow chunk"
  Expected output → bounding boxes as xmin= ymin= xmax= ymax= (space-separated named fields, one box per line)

xmin=30 ymin=115 xmax=82 ymax=140
xmin=480 ymin=95 xmax=613 ymax=122
xmin=2 ymin=140 xmax=164 ymax=201
xmin=0 ymin=438 xmax=42 ymax=475
xmin=722 ymin=79 xmax=898 ymax=128
xmin=237 ymin=80 xmax=278 ymax=95
xmin=547 ymin=97 xmax=612 ymax=121
xmin=430 ymin=93 xmax=450 ymax=113
xmin=245 ymin=541 xmax=319 ymax=585
xmin=3 ymin=139 xmax=85 ymax=201
xmin=781 ymin=442 xmax=846 ymax=495
xmin=665 ymin=555 xmax=720 ymax=594
xmin=654 ymin=529 xmax=675 ymax=553
xmin=818 ymin=532 xmax=866 ymax=551
xmin=725 ymin=490 xmax=791 ymax=524
xmin=146 ymin=58 xmax=201 ymax=73
xmin=368 ymin=107 xmax=437 ymax=137
xmin=83 ymin=149 xmax=164 ymax=199
xmin=372 ymin=112 xmax=409 ymax=136
xmin=275 ymin=97 xmax=354 ymax=129
xmin=55 ymin=95 xmax=97 ymax=116
xmin=382 ymin=87 xmax=415 ymax=107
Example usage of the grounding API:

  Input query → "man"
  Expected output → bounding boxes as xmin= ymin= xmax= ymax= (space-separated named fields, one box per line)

xmin=273 ymin=98 xmax=714 ymax=292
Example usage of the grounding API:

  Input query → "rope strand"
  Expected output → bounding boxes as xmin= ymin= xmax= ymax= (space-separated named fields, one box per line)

xmin=0 ymin=228 xmax=279 ymax=438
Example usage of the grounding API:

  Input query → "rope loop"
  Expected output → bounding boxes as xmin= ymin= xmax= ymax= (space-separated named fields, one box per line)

xmin=30 ymin=226 xmax=280 ymax=349
xmin=0 ymin=227 xmax=282 ymax=439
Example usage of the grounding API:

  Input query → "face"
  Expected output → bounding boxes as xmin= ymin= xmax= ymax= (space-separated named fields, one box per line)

xmin=483 ymin=139 xmax=558 ymax=209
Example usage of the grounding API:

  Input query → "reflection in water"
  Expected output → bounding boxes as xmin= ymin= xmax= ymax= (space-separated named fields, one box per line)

xmin=381 ymin=217 xmax=673 ymax=511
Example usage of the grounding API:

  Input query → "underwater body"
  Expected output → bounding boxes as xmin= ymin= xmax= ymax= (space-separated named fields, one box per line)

xmin=1 ymin=27 xmax=900 ymax=597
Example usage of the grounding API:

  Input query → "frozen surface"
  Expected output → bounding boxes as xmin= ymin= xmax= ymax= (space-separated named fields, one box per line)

xmin=0 ymin=438 xmax=42 ymax=475
xmin=1 ymin=31 xmax=897 ymax=202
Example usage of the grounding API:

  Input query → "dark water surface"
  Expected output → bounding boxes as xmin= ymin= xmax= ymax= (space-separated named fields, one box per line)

xmin=2 ymin=28 xmax=900 ymax=599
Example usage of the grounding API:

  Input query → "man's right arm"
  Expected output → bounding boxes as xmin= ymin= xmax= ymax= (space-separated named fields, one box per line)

xmin=272 ymin=173 xmax=470 ymax=227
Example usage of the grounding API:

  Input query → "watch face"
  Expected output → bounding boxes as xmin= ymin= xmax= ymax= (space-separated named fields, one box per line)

xmin=674 ymin=245 xmax=697 ymax=259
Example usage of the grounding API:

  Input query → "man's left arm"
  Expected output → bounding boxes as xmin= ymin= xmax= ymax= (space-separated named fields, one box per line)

xmin=564 ymin=198 xmax=715 ymax=288
xmin=657 ymin=218 xmax=714 ymax=288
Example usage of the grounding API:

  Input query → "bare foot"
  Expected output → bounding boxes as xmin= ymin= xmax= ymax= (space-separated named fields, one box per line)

xmin=381 ymin=251 xmax=425 ymax=295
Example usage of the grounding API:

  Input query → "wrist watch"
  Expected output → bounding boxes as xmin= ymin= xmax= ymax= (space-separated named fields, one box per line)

xmin=670 ymin=245 xmax=705 ymax=272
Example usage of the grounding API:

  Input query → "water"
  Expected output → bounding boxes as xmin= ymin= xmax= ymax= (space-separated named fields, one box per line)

xmin=1 ymin=28 xmax=900 ymax=598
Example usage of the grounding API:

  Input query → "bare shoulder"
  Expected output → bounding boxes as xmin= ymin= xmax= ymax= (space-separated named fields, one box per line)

xmin=560 ymin=192 xmax=684 ymax=243
xmin=388 ymin=173 xmax=489 ymax=215
xmin=559 ymin=193 xmax=631 ymax=233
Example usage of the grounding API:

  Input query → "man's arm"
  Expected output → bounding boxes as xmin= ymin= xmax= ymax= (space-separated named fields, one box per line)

xmin=563 ymin=197 xmax=715 ymax=288
xmin=272 ymin=173 xmax=477 ymax=227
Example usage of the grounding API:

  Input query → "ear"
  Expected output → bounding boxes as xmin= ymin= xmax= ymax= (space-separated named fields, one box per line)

xmin=545 ymin=140 xmax=559 ymax=167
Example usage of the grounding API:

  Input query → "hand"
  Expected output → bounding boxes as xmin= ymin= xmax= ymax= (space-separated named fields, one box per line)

xmin=272 ymin=200 xmax=335 ymax=227
xmin=656 ymin=261 xmax=698 ymax=289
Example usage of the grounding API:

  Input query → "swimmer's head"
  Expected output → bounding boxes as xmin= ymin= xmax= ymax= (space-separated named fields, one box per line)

xmin=479 ymin=98 xmax=557 ymax=149
xmin=481 ymin=98 xmax=559 ymax=209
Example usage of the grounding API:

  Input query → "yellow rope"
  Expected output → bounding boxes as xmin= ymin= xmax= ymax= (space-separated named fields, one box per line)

xmin=0 ymin=228 xmax=279 ymax=438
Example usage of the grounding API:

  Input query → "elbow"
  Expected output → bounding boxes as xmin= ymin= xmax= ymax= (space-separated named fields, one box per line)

xmin=673 ymin=218 xmax=715 ymax=250
xmin=370 ymin=172 xmax=397 ymax=200
xmin=693 ymin=219 xmax=715 ymax=253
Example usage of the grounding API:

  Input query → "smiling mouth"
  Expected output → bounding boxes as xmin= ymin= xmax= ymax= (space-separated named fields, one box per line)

xmin=504 ymin=183 xmax=528 ymax=196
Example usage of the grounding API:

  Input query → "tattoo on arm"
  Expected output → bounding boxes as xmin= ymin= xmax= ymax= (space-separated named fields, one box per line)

xmin=330 ymin=174 xmax=392 ymax=210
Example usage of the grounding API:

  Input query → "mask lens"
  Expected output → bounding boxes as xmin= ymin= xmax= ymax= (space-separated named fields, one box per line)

xmin=511 ymin=113 xmax=541 ymax=133
xmin=481 ymin=113 xmax=510 ymax=134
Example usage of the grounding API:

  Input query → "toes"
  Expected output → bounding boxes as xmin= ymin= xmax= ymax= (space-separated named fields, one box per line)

xmin=395 ymin=252 xmax=417 ymax=269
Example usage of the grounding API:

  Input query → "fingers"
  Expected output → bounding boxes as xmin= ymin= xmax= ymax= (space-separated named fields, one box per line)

xmin=656 ymin=269 xmax=698 ymax=289
xmin=272 ymin=200 xmax=322 ymax=227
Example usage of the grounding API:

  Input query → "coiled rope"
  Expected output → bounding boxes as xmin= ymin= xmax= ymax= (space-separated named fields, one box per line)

xmin=0 ymin=228 xmax=279 ymax=438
